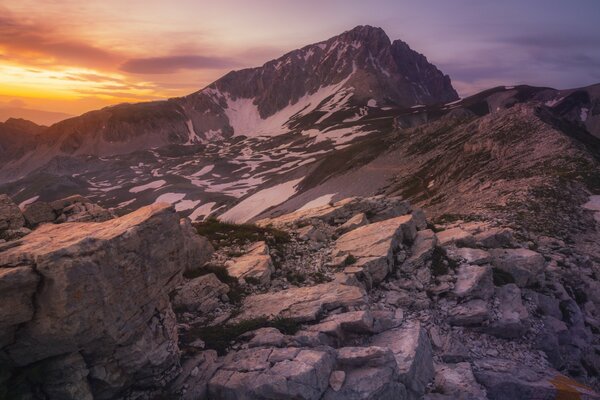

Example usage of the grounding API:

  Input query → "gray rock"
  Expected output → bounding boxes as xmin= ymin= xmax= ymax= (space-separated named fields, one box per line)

xmin=370 ymin=321 xmax=434 ymax=399
xmin=172 ymin=273 xmax=229 ymax=313
xmin=225 ymin=241 xmax=274 ymax=285
xmin=489 ymin=248 xmax=545 ymax=287
xmin=329 ymin=370 xmax=345 ymax=391
xmin=0 ymin=194 xmax=24 ymax=232
xmin=0 ymin=266 xmax=39 ymax=347
xmin=0 ymin=203 xmax=209 ymax=399
xmin=22 ymin=201 xmax=55 ymax=227
xmin=433 ymin=362 xmax=486 ymax=400
xmin=448 ymin=299 xmax=489 ymax=326
xmin=474 ymin=227 xmax=513 ymax=248
xmin=454 ymin=265 xmax=494 ymax=300
xmin=50 ymin=195 xmax=114 ymax=223
xmin=487 ymin=284 xmax=529 ymax=338
xmin=248 ymin=327 xmax=286 ymax=348
xmin=403 ymin=229 xmax=437 ymax=270
xmin=451 ymin=248 xmax=491 ymax=265
xmin=437 ymin=227 xmax=476 ymax=248
xmin=338 ymin=213 xmax=369 ymax=233
xmin=298 ymin=225 xmax=328 ymax=242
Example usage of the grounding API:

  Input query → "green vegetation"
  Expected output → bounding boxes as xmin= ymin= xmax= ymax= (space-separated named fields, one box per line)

xmin=194 ymin=218 xmax=290 ymax=251
xmin=184 ymin=316 xmax=301 ymax=355
xmin=343 ymin=254 xmax=357 ymax=266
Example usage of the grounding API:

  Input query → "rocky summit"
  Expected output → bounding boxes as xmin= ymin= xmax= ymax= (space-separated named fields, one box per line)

xmin=1 ymin=23 xmax=600 ymax=400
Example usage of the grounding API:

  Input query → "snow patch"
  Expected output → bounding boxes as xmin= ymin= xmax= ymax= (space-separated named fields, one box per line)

xmin=19 ymin=196 xmax=39 ymax=209
xmin=191 ymin=165 xmax=214 ymax=177
xmin=129 ymin=180 xmax=166 ymax=193
xmin=175 ymin=199 xmax=201 ymax=212
xmin=155 ymin=192 xmax=186 ymax=205
xmin=367 ymin=99 xmax=377 ymax=107
xmin=189 ymin=202 xmax=217 ymax=221
xmin=220 ymin=178 xmax=303 ymax=223
xmin=297 ymin=193 xmax=337 ymax=211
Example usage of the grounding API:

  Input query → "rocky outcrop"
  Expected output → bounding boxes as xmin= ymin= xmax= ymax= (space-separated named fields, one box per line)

xmin=0 ymin=203 xmax=212 ymax=399
xmin=225 ymin=241 xmax=274 ymax=285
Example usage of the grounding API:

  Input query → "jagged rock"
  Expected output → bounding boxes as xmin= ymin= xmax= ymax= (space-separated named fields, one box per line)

xmin=411 ymin=209 xmax=428 ymax=230
xmin=0 ymin=203 xmax=209 ymax=399
xmin=50 ymin=195 xmax=114 ymax=223
xmin=37 ymin=353 xmax=94 ymax=400
xmin=248 ymin=327 xmax=286 ymax=348
xmin=489 ymin=248 xmax=545 ymax=287
xmin=329 ymin=370 xmax=345 ymax=391
xmin=306 ymin=310 xmax=374 ymax=340
xmin=232 ymin=281 xmax=367 ymax=323
xmin=0 ymin=194 xmax=24 ymax=233
xmin=450 ymin=248 xmax=491 ymax=265
xmin=298 ymin=225 xmax=328 ymax=242
xmin=403 ymin=229 xmax=437 ymax=270
xmin=22 ymin=201 xmax=55 ymax=227
xmin=473 ymin=358 xmax=600 ymax=400
xmin=338 ymin=213 xmax=369 ymax=233
xmin=370 ymin=321 xmax=434 ymax=399
xmin=333 ymin=214 xmax=416 ymax=284
xmin=208 ymin=347 xmax=335 ymax=400
xmin=448 ymin=299 xmax=489 ymax=326
xmin=172 ymin=273 xmax=229 ymax=313
xmin=474 ymin=227 xmax=513 ymax=248
xmin=225 ymin=241 xmax=274 ymax=285
xmin=170 ymin=350 xmax=219 ymax=400
xmin=433 ymin=362 xmax=486 ymax=400
xmin=322 ymin=346 xmax=406 ymax=400
xmin=454 ymin=265 xmax=494 ymax=300
xmin=437 ymin=227 xmax=475 ymax=247
xmin=0 ymin=267 xmax=39 ymax=347
xmin=486 ymin=284 xmax=529 ymax=338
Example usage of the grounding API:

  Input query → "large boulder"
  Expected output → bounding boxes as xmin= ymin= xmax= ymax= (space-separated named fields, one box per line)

xmin=225 ymin=241 xmax=274 ymax=285
xmin=0 ymin=203 xmax=211 ymax=399
xmin=489 ymin=248 xmax=545 ymax=287
xmin=172 ymin=273 xmax=229 ymax=313
xmin=454 ymin=264 xmax=494 ymax=300
xmin=22 ymin=201 xmax=55 ymax=227
xmin=0 ymin=194 xmax=25 ymax=238
xmin=50 ymin=195 xmax=114 ymax=223
xmin=333 ymin=215 xmax=416 ymax=284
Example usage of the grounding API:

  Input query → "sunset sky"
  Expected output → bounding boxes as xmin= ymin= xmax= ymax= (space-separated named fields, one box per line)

xmin=1 ymin=0 xmax=599 ymax=123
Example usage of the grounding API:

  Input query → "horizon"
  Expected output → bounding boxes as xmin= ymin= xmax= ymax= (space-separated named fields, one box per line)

xmin=2 ymin=0 xmax=600 ymax=125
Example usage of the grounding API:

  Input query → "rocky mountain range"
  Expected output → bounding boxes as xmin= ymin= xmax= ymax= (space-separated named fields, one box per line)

xmin=1 ymin=25 xmax=600 ymax=400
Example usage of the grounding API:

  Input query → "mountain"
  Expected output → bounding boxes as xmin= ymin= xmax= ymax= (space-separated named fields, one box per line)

xmin=0 ymin=118 xmax=44 ymax=162
xmin=0 ymin=107 xmax=72 ymax=126
xmin=0 ymin=25 xmax=457 ymax=173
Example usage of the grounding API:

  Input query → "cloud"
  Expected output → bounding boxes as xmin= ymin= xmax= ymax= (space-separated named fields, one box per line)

xmin=120 ymin=55 xmax=241 ymax=74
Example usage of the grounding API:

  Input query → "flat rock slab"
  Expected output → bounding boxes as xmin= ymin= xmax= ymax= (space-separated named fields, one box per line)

xmin=454 ymin=264 xmax=493 ymax=300
xmin=437 ymin=227 xmax=475 ymax=247
xmin=333 ymin=215 xmax=416 ymax=284
xmin=232 ymin=281 xmax=367 ymax=323
xmin=208 ymin=347 xmax=335 ymax=400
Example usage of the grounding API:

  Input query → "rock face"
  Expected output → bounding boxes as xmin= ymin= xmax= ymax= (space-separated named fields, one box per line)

xmin=0 ymin=203 xmax=212 ymax=399
xmin=489 ymin=248 xmax=545 ymax=287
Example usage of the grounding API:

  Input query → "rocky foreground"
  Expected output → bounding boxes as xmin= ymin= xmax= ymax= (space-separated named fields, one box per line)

xmin=1 ymin=194 xmax=600 ymax=399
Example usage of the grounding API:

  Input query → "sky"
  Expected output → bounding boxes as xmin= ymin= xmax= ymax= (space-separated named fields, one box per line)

xmin=1 ymin=0 xmax=599 ymax=123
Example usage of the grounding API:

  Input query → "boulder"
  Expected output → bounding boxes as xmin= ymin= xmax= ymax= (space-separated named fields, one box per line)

xmin=0 ymin=203 xmax=210 ymax=399
xmin=337 ymin=213 xmax=369 ymax=233
xmin=454 ymin=265 xmax=494 ymax=300
xmin=225 ymin=241 xmax=274 ymax=285
xmin=248 ymin=327 xmax=286 ymax=348
xmin=437 ymin=227 xmax=475 ymax=247
xmin=450 ymin=248 xmax=491 ymax=265
xmin=305 ymin=310 xmax=374 ymax=341
xmin=403 ymin=229 xmax=437 ymax=270
xmin=489 ymin=248 xmax=545 ymax=287
xmin=22 ymin=201 xmax=55 ymax=227
xmin=486 ymin=284 xmax=529 ymax=338
xmin=370 ymin=321 xmax=434 ymax=399
xmin=208 ymin=347 xmax=335 ymax=400
xmin=448 ymin=299 xmax=489 ymax=326
xmin=179 ymin=218 xmax=214 ymax=273
xmin=298 ymin=225 xmax=328 ymax=242
xmin=433 ymin=362 xmax=486 ymax=400
xmin=0 ymin=194 xmax=24 ymax=232
xmin=333 ymin=215 xmax=416 ymax=284
xmin=0 ymin=267 xmax=40 ymax=347
xmin=474 ymin=227 xmax=513 ymax=248
xmin=232 ymin=281 xmax=367 ymax=323
xmin=50 ymin=195 xmax=114 ymax=223
xmin=172 ymin=273 xmax=229 ymax=313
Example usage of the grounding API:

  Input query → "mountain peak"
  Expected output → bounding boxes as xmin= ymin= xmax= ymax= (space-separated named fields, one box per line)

xmin=336 ymin=25 xmax=391 ymax=46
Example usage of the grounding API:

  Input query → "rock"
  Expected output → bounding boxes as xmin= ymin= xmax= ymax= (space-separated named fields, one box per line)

xmin=489 ymin=248 xmax=545 ymax=287
xmin=437 ymin=227 xmax=475 ymax=247
xmin=170 ymin=350 xmax=219 ymax=400
xmin=225 ymin=241 xmax=274 ymax=285
xmin=0 ymin=194 xmax=24 ymax=233
xmin=451 ymin=248 xmax=491 ymax=265
xmin=50 ymin=195 xmax=114 ymax=223
xmin=0 ymin=267 xmax=39 ymax=347
xmin=403 ymin=229 xmax=437 ymax=269
xmin=323 ymin=347 xmax=406 ymax=400
xmin=433 ymin=362 xmax=486 ymax=400
xmin=248 ymin=327 xmax=286 ymax=348
xmin=179 ymin=218 xmax=214 ymax=273
xmin=448 ymin=299 xmax=489 ymax=326
xmin=298 ymin=225 xmax=328 ymax=242
xmin=338 ymin=213 xmax=369 ymax=233
xmin=411 ymin=208 xmax=428 ymax=230
xmin=473 ymin=358 xmax=600 ymax=400
xmin=208 ymin=347 xmax=335 ymax=400
xmin=474 ymin=227 xmax=513 ymax=248
xmin=0 ymin=203 xmax=210 ymax=399
xmin=454 ymin=265 xmax=494 ymax=300
xmin=22 ymin=201 xmax=55 ymax=227
xmin=329 ymin=370 xmax=345 ymax=391
xmin=172 ymin=273 xmax=229 ymax=313
xmin=333 ymin=215 xmax=416 ymax=284
xmin=486 ymin=284 xmax=529 ymax=338
xmin=37 ymin=353 xmax=94 ymax=400
xmin=233 ymin=281 xmax=367 ymax=323
xmin=370 ymin=321 xmax=434 ymax=399
xmin=306 ymin=310 xmax=374 ymax=340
